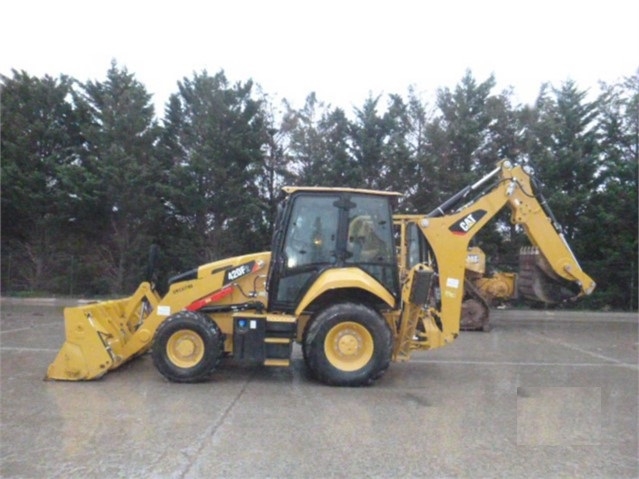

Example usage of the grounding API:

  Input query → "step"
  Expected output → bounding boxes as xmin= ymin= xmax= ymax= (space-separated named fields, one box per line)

xmin=264 ymin=337 xmax=291 ymax=344
xmin=264 ymin=336 xmax=293 ymax=360
xmin=266 ymin=313 xmax=297 ymax=323
xmin=263 ymin=358 xmax=290 ymax=367
xmin=265 ymin=314 xmax=297 ymax=336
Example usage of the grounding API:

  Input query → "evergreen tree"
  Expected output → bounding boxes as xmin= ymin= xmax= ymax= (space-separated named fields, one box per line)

xmin=403 ymin=88 xmax=436 ymax=213
xmin=428 ymin=70 xmax=498 ymax=198
xmin=77 ymin=61 xmax=163 ymax=293
xmin=473 ymin=89 xmax=528 ymax=264
xmin=2 ymin=63 xmax=636 ymax=310
xmin=523 ymin=80 xmax=601 ymax=243
xmin=414 ymin=69 xmax=504 ymax=239
xmin=159 ymin=70 xmax=269 ymax=269
xmin=1 ymin=70 xmax=84 ymax=291
xmin=420 ymin=71 xmax=519 ymax=262
xmin=578 ymin=74 xmax=638 ymax=309
xmin=350 ymin=95 xmax=388 ymax=189
xmin=381 ymin=93 xmax=419 ymax=200
xmin=259 ymin=101 xmax=297 ymax=239
xmin=283 ymin=93 xmax=357 ymax=187
xmin=317 ymin=107 xmax=358 ymax=186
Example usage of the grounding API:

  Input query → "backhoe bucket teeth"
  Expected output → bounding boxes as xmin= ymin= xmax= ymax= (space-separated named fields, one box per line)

xmin=518 ymin=247 xmax=579 ymax=304
xmin=46 ymin=282 xmax=161 ymax=381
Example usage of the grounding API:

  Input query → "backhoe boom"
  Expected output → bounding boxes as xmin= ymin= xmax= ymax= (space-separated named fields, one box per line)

xmin=395 ymin=160 xmax=595 ymax=357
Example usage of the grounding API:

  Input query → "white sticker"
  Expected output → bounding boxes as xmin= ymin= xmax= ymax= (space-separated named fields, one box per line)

xmin=157 ymin=305 xmax=171 ymax=316
xmin=250 ymin=320 xmax=257 ymax=329
xmin=446 ymin=278 xmax=460 ymax=289
xmin=467 ymin=254 xmax=480 ymax=263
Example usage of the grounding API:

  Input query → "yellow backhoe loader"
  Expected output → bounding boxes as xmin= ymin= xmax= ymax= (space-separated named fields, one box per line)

xmin=463 ymin=246 xmax=517 ymax=330
xmin=46 ymin=160 xmax=595 ymax=386
xmin=393 ymin=227 xmax=518 ymax=332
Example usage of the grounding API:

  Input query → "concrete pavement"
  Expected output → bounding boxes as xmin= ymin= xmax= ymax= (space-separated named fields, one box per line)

xmin=1 ymin=298 xmax=637 ymax=478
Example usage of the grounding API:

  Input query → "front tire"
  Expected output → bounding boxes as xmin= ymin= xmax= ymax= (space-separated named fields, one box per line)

xmin=152 ymin=311 xmax=223 ymax=382
xmin=304 ymin=303 xmax=392 ymax=387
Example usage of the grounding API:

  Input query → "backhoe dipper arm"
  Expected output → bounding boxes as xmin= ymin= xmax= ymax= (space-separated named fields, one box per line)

xmin=501 ymin=163 xmax=595 ymax=295
xmin=399 ymin=160 xmax=595 ymax=353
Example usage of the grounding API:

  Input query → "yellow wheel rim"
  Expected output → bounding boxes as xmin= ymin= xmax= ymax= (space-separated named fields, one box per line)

xmin=324 ymin=321 xmax=374 ymax=372
xmin=166 ymin=329 xmax=205 ymax=368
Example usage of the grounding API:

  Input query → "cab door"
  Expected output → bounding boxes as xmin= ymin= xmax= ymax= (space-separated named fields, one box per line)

xmin=268 ymin=192 xmax=341 ymax=313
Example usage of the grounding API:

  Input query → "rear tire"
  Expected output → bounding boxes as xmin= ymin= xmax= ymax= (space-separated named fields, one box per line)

xmin=152 ymin=311 xmax=223 ymax=383
xmin=303 ymin=303 xmax=392 ymax=387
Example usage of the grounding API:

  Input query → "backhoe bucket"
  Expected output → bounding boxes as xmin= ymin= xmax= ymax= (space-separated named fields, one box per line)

xmin=518 ymin=247 xmax=580 ymax=304
xmin=46 ymin=282 xmax=161 ymax=381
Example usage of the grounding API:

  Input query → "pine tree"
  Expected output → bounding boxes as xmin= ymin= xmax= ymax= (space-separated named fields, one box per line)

xmin=76 ymin=61 xmax=163 ymax=293
xmin=578 ymin=74 xmax=638 ymax=309
xmin=523 ymin=80 xmax=601 ymax=243
xmin=1 ymin=70 xmax=84 ymax=291
xmin=350 ymin=95 xmax=388 ymax=189
xmin=159 ymin=70 xmax=270 ymax=269
xmin=282 ymin=93 xmax=357 ymax=187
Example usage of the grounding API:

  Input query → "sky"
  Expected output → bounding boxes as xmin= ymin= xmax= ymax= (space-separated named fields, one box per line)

xmin=2 ymin=0 xmax=638 ymax=116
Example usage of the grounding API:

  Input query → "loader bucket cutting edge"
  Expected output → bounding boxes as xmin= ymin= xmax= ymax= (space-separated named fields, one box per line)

xmin=517 ymin=247 xmax=580 ymax=304
xmin=45 ymin=282 xmax=161 ymax=381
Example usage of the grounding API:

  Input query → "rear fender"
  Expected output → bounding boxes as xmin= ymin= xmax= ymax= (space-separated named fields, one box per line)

xmin=294 ymin=268 xmax=396 ymax=317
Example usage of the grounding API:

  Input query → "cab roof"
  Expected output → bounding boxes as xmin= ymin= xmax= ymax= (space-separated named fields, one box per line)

xmin=282 ymin=186 xmax=403 ymax=197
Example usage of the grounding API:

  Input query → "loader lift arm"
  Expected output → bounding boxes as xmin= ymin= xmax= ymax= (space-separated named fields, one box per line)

xmin=394 ymin=160 xmax=595 ymax=360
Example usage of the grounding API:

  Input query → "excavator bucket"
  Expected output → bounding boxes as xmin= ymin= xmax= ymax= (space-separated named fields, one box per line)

xmin=46 ymin=282 xmax=161 ymax=381
xmin=518 ymin=247 xmax=580 ymax=304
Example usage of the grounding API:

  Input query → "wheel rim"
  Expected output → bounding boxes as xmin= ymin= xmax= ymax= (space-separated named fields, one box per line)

xmin=324 ymin=321 xmax=374 ymax=372
xmin=166 ymin=329 xmax=205 ymax=368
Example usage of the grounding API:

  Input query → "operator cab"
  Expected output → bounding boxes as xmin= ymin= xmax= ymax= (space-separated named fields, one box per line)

xmin=267 ymin=187 xmax=402 ymax=313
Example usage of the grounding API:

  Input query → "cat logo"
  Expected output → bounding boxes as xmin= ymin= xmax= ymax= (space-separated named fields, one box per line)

xmin=459 ymin=214 xmax=477 ymax=231
xmin=449 ymin=210 xmax=487 ymax=235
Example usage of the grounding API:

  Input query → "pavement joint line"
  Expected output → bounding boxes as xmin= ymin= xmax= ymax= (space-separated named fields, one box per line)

xmin=1 ymin=346 xmax=59 ymax=352
xmin=524 ymin=330 xmax=635 ymax=367
xmin=409 ymin=358 xmax=638 ymax=369
xmin=177 ymin=373 xmax=254 ymax=478
xmin=0 ymin=327 xmax=36 ymax=334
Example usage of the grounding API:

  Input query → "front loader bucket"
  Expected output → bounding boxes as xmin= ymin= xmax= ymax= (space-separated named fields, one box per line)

xmin=518 ymin=247 xmax=580 ymax=304
xmin=46 ymin=282 xmax=161 ymax=381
